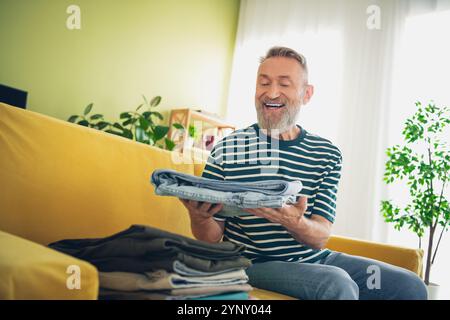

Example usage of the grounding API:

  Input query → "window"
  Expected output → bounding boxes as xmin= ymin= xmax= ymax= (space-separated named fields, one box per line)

xmin=387 ymin=9 xmax=450 ymax=296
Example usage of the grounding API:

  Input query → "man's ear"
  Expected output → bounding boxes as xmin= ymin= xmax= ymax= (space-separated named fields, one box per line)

xmin=302 ymin=85 xmax=314 ymax=105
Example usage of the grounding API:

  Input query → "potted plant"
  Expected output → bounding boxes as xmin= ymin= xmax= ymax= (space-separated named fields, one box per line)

xmin=68 ymin=95 xmax=180 ymax=151
xmin=381 ymin=101 xmax=450 ymax=299
xmin=190 ymin=124 xmax=201 ymax=141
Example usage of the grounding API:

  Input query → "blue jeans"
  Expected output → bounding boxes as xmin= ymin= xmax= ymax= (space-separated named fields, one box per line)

xmin=245 ymin=252 xmax=428 ymax=300
xmin=151 ymin=169 xmax=303 ymax=217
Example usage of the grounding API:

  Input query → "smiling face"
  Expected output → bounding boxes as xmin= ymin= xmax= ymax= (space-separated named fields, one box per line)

xmin=255 ymin=56 xmax=312 ymax=133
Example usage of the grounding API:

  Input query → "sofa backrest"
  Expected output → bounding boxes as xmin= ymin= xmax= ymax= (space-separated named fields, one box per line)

xmin=0 ymin=103 xmax=200 ymax=245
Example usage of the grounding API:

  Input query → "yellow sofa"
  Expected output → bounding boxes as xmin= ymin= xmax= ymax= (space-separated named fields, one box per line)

xmin=0 ymin=102 xmax=423 ymax=300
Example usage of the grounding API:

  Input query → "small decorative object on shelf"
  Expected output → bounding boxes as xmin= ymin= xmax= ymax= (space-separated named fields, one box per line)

xmin=167 ymin=108 xmax=236 ymax=154
xmin=201 ymin=127 xmax=218 ymax=151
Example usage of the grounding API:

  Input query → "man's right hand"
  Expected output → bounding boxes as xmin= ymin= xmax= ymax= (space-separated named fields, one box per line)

xmin=179 ymin=199 xmax=224 ymax=221
xmin=179 ymin=199 xmax=225 ymax=243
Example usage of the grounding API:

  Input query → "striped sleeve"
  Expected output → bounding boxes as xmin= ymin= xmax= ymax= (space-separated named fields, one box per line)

xmin=310 ymin=155 xmax=342 ymax=223
xmin=201 ymin=143 xmax=227 ymax=222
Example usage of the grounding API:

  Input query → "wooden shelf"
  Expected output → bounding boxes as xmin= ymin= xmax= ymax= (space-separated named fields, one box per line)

xmin=187 ymin=109 xmax=236 ymax=128
xmin=167 ymin=108 xmax=236 ymax=152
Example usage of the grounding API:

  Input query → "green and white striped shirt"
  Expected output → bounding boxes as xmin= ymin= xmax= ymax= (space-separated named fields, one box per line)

xmin=202 ymin=123 xmax=342 ymax=263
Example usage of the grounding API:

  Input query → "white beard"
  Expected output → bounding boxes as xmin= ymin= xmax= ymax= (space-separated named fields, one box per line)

xmin=256 ymin=102 xmax=302 ymax=133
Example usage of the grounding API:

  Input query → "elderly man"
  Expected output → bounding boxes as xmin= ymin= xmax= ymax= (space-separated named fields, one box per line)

xmin=180 ymin=46 xmax=427 ymax=300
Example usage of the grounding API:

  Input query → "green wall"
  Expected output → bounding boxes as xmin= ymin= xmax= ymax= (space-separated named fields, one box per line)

xmin=0 ymin=0 xmax=240 ymax=122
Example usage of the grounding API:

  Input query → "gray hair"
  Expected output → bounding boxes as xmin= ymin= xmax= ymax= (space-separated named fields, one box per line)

xmin=260 ymin=46 xmax=309 ymax=84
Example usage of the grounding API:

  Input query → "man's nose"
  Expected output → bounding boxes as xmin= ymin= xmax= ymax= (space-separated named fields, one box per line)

xmin=266 ymin=84 xmax=281 ymax=99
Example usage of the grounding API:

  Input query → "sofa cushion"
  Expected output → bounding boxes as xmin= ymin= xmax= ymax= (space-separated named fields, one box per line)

xmin=0 ymin=230 xmax=98 ymax=299
xmin=0 ymin=103 xmax=195 ymax=245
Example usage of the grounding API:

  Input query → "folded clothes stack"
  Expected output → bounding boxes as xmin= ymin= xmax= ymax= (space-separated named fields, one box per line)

xmin=151 ymin=169 xmax=303 ymax=217
xmin=48 ymin=225 xmax=253 ymax=300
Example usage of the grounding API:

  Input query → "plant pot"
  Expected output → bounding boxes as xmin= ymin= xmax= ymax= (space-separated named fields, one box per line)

xmin=427 ymin=282 xmax=440 ymax=300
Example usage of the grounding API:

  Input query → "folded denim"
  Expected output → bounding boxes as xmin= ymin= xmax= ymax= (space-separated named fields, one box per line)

xmin=151 ymin=169 xmax=303 ymax=217
xmin=99 ymin=269 xmax=249 ymax=291
xmin=49 ymin=224 xmax=249 ymax=262
xmin=99 ymin=286 xmax=252 ymax=300
xmin=87 ymin=256 xmax=251 ymax=275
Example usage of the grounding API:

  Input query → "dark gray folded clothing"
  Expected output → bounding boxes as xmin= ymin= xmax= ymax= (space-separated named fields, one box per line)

xmin=48 ymin=224 xmax=247 ymax=261
xmin=89 ymin=253 xmax=251 ymax=274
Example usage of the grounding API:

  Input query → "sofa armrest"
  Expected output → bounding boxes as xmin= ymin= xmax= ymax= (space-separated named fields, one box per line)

xmin=326 ymin=235 xmax=423 ymax=277
xmin=0 ymin=230 xmax=99 ymax=299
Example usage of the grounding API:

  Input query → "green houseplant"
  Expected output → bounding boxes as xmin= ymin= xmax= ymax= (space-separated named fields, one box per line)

xmin=381 ymin=101 xmax=450 ymax=288
xmin=185 ymin=124 xmax=200 ymax=148
xmin=188 ymin=124 xmax=200 ymax=140
xmin=68 ymin=95 xmax=177 ymax=151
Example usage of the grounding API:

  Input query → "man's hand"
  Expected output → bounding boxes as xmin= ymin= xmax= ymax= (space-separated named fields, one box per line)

xmin=179 ymin=199 xmax=224 ymax=222
xmin=179 ymin=199 xmax=225 ymax=243
xmin=243 ymin=196 xmax=308 ymax=229
xmin=243 ymin=196 xmax=332 ymax=249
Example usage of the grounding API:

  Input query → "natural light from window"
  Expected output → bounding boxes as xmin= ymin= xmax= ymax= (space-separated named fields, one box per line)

xmin=387 ymin=9 xmax=450 ymax=297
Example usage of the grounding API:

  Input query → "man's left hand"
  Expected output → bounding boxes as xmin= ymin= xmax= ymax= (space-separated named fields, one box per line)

xmin=243 ymin=196 xmax=308 ymax=229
